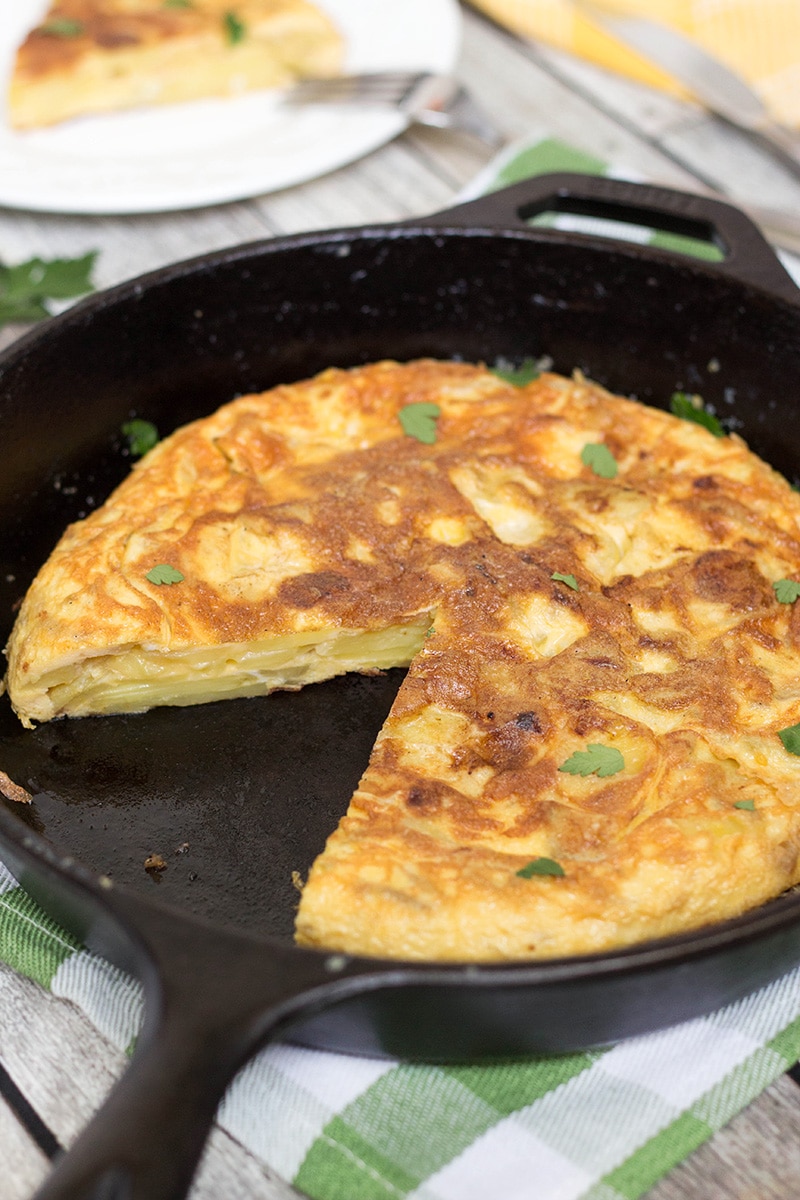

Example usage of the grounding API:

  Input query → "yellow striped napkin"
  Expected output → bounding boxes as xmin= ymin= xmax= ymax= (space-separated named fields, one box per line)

xmin=468 ymin=0 xmax=800 ymax=128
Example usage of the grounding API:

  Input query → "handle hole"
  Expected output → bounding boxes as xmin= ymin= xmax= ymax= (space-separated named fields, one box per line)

xmin=519 ymin=193 xmax=726 ymax=262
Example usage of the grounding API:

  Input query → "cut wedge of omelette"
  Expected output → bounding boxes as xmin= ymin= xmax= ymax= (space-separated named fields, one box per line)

xmin=7 ymin=359 xmax=800 ymax=961
xmin=8 ymin=0 xmax=342 ymax=129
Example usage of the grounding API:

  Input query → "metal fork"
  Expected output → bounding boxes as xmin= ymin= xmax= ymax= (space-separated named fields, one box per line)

xmin=282 ymin=71 xmax=505 ymax=149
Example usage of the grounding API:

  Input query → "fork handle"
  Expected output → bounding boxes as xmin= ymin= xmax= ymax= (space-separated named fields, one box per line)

xmin=427 ymin=172 xmax=800 ymax=303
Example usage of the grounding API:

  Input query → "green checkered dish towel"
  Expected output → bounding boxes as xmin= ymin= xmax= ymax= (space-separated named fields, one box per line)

xmin=4 ymin=856 xmax=800 ymax=1199
xmin=4 ymin=139 xmax=800 ymax=1200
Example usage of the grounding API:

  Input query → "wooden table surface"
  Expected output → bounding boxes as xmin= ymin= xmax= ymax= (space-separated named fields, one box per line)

xmin=5 ymin=6 xmax=800 ymax=1198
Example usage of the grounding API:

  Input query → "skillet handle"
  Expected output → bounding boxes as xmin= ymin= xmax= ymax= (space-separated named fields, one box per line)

xmin=29 ymin=887 xmax=375 ymax=1200
xmin=428 ymin=171 xmax=800 ymax=304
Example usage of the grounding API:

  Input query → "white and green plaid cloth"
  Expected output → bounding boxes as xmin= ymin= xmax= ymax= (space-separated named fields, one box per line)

xmin=3 ymin=856 xmax=800 ymax=1199
xmin=4 ymin=139 xmax=800 ymax=1199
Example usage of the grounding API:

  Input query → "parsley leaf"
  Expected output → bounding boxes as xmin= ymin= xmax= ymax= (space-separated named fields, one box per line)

xmin=516 ymin=857 xmax=565 ymax=878
xmin=581 ymin=442 xmax=618 ymax=479
xmin=774 ymin=579 xmax=800 ymax=604
xmin=559 ymin=744 xmax=624 ymax=778
xmin=491 ymin=357 xmax=540 ymax=387
xmin=778 ymin=722 xmax=800 ymax=756
xmin=163 ymin=0 xmax=193 ymax=7
xmin=223 ymin=10 xmax=246 ymax=43
xmin=39 ymin=17 xmax=84 ymax=36
xmin=0 ymin=252 xmax=96 ymax=329
xmin=398 ymin=402 xmax=440 ymax=445
xmin=551 ymin=572 xmax=579 ymax=591
xmin=122 ymin=419 xmax=159 ymax=457
xmin=146 ymin=564 xmax=184 ymax=585
xmin=669 ymin=391 xmax=725 ymax=437
xmin=734 ymin=799 xmax=756 ymax=811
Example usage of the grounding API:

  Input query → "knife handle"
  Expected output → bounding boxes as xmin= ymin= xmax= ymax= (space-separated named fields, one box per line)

xmin=434 ymin=172 xmax=800 ymax=304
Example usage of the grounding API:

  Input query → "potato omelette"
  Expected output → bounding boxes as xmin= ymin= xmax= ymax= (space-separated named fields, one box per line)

xmin=8 ymin=0 xmax=342 ymax=129
xmin=6 ymin=359 xmax=800 ymax=961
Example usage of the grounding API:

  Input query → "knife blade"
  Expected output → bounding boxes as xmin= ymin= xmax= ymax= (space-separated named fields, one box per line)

xmin=577 ymin=2 xmax=800 ymax=181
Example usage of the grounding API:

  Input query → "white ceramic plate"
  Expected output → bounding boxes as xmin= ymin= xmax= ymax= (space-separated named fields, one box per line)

xmin=0 ymin=0 xmax=461 ymax=214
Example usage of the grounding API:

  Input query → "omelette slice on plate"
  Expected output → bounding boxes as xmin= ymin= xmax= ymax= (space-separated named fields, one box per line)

xmin=7 ymin=0 xmax=343 ymax=129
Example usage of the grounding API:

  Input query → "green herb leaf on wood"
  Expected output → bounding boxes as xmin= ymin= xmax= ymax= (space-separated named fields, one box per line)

xmin=0 ymin=252 xmax=96 ymax=329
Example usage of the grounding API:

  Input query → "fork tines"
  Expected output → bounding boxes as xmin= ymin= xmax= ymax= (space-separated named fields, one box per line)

xmin=286 ymin=71 xmax=430 ymax=105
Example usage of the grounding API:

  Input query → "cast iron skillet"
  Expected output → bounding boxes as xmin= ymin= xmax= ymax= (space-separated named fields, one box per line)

xmin=3 ymin=173 xmax=800 ymax=1200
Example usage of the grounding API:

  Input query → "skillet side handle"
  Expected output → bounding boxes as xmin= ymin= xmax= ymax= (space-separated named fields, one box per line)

xmin=425 ymin=171 xmax=800 ymax=304
xmin=30 ymin=890 xmax=368 ymax=1200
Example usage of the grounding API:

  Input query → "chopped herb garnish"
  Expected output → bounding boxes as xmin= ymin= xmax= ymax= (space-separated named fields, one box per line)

xmin=551 ymin=572 xmax=579 ymax=591
xmin=122 ymin=419 xmax=159 ymax=457
xmin=0 ymin=252 xmax=96 ymax=329
xmin=163 ymin=0 xmax=193 ymax=7
xmin=773 ymin=579 xmax=800 ymax=604
xmin=559 ymin=744 xmax=624 ymax=778
xmin=146 ymin=564 xmax=184 ymax=586
xmin=581 ymin=442 xmax=618 ymax=479
xmin=398 ymin=402 xmax=440 ymax=445
xmin=491 ymin=357 xmax=540 ymax=387
xmin=223 ymin=10 xmax=246 ymax=43
xmin=734 ymin=799 xmax=756 ymax=811
xmin=39 ymin=17 xmax=84 ymax=36
xmin=669 ymin=391 xmax=725 ymax=437
xmin=778 ymin=722 xmax=800 ymax=756
xmin=516 ymin=857 xmax=565 ymax=878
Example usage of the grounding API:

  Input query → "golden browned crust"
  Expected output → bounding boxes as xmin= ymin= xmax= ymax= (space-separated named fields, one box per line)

xmin=8 ymin=0 xmax=343 ymax=128
xmin=8 ymin=359 xmax=800 ymax=960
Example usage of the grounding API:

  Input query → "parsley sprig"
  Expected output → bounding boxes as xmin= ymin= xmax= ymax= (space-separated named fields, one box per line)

xmin=773 ymin=579 xmax=800 ymax=604
xmin=398 ymin=402 xmax=440 ymax=445
xmin=491 ymin=357 xmax=541 ymax=387
xmin=0 ymin=252 xmax=96 ymax=329
xmin=778 ymin=722 xmax=800 ymax=756
xmin=39 ymin=17 xmax=84 ymax=37
xmin=581 ymin=442 xmax=618 ymax=480
xmin=122 ymin=419 xmax=159 ymax=457
xmin=516 ymin=857 xmax=565 ymax=878
xmin=223 ymin=10 xmax=246 ymax=43
xmin=670 ymin=391 xmax=725 ymax=437
xmin=559 ymin=744 xmax=624 ymax=778
xmin=146 ymin=564 xmax=184 ymax=586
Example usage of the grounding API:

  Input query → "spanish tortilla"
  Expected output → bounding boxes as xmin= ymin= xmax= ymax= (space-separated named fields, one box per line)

xmin=8 ymin=0 xmax=342 ymax=129
xmin=7 ymin=358 xmax=800 ymax=960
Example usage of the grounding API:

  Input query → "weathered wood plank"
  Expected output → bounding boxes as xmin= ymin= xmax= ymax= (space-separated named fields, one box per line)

xmin=0 ymin=963 xmax=300 ymax=1198
xmin=0 ymin=1096 xmax=50 ymax=1200
xmin=650 ymin=1074 xmax=800 ymax=1200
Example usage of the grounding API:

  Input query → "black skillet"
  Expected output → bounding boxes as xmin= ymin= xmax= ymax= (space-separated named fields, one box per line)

xmin=3 ymin=173 xmax=800 ymax=1200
